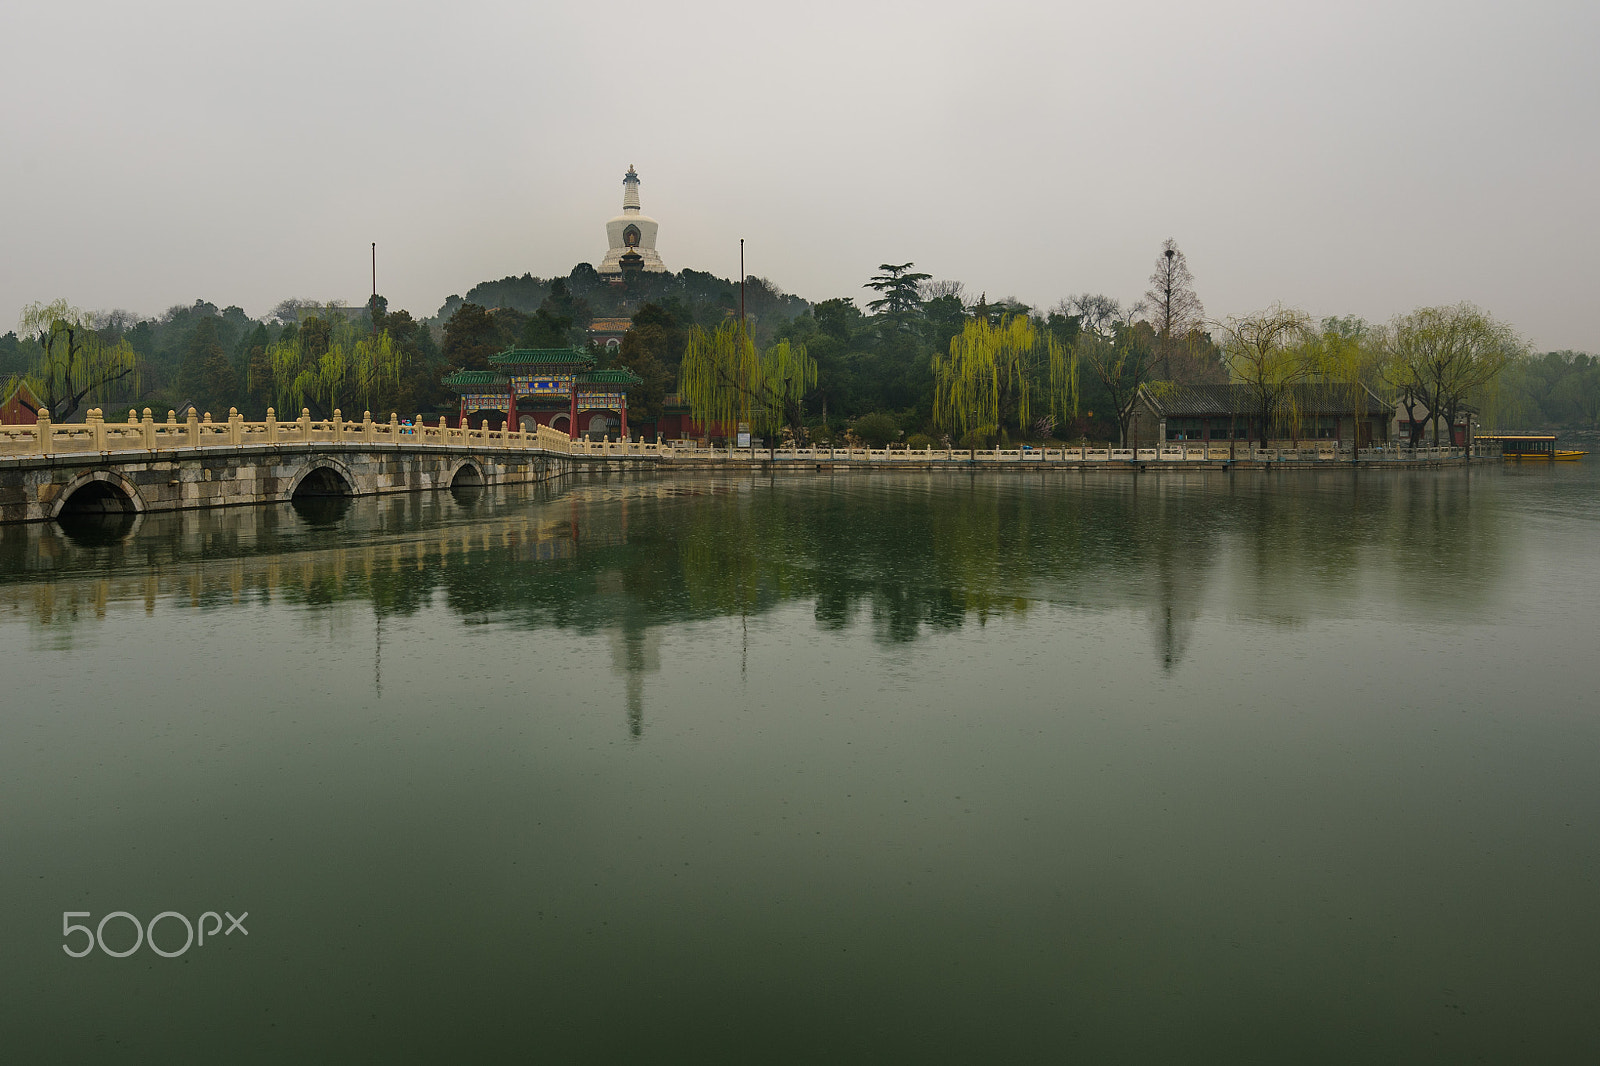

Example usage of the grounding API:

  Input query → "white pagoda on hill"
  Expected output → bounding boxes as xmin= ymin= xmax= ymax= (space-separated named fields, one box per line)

xmin=597 ymin=165 xmax=668 ymax=275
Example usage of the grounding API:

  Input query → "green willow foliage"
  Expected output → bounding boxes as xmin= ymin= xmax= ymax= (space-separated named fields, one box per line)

xmin=14 ymin=300 xmax=140 ymax=422
xmin=932 ymin=315 xmax=1075 ymax=445
xmin=1380 ymin=303 xmax=1524 ymax=444
xmin=678 ymin=320 xmax=816 ymax=437
xmin=266 ymin=310 xmax=403 ymax=419
xmin=1219 ymin=307 xmax=1318 ymax=446
xmin=1304 ymin=318 xmax=1384 ymax=445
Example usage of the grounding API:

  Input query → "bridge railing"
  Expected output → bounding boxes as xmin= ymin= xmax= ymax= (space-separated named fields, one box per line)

xmin=3 ymin=407 xmax=1472 ymax=465
xmin=0 ymin=407 xmax=608 ymax=459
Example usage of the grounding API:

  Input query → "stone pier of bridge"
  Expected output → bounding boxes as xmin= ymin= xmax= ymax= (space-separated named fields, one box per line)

xmin=0 ymin=442 xmax=571 ymax=524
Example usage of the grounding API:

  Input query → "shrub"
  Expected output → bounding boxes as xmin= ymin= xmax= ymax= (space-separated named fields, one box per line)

xmin=957 ymin=425 xmax=1003 ymax=450
xmin=904 ymin=433 xmax=936 ymax=450
xmin=853 ymin=412 xmax=900 ymax=448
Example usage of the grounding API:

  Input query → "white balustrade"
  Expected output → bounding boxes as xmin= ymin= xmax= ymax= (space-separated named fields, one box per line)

xmin=7 ymin=410 xmax=1458 ymax=468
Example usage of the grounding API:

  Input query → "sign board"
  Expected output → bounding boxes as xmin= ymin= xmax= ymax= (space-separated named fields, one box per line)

xmin=737 ymin=422 xmax=751 ymax=449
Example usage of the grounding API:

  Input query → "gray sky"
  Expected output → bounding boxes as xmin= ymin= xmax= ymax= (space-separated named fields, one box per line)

xmin=4 ymin=0 xmax=1597 ymax=350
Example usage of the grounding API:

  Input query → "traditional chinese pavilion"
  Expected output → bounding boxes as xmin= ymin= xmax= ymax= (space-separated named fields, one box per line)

xmin=441 ymin=347 xmax=642 ymax=439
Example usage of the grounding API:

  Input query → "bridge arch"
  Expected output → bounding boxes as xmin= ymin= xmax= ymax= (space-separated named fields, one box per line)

xmin=289 ymin=457 xmax=355 ymax=499
xmin=447 ymin=459 xmax=485 ymax=488
xmin=50 ymin=470 xmax=145 ymax=519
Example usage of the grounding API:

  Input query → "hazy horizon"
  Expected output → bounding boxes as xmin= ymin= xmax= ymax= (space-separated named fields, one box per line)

xmin=3 ymin=0 xmax=1596 ymax=351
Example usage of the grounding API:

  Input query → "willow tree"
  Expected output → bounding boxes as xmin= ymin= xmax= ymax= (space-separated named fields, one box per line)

xmin=1220 ymin=306 xmax=1316 ymax=447
xmin=932 ymin=314 xmax=1074 ymax=447
xmin=266 ymin=308 xmax=403 ymax=418
xmin=12 ymin=300 xmax=139 ymax=422
xmin=1381 ymin=303 xmax=1522 ymax=445
xmin=678 ymin=320 xmax=817 ymax=442
xmin=1301 ymin=316 xmax=1387 ymax=448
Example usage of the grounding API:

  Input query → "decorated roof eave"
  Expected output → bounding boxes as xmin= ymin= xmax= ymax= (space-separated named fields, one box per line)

xmin=488 ymin=347 xmax=595 ymax=367
xmin=577 ymin=368 xmax=643 ymax=386
xmin=441 ymin=369 xmax=509 ymax=387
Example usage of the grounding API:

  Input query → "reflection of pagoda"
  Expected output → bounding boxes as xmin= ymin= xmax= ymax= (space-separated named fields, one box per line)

xmin=597 ymin=165 xmax=668 ymax=276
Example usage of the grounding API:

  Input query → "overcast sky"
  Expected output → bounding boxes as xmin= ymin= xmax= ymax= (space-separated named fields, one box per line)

xmin=3 ymin=0 xmax=1597 ymax=349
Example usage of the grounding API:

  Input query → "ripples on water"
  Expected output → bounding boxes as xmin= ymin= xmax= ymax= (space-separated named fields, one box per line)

xmin=3 ymin=464 xmax=1598 ymax=1062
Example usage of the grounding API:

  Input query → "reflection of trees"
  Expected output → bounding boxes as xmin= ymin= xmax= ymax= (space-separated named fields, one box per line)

xmin=1213 ymin=469 xmax=1507 ymax=624
xmin=1126 ymin=478 xmax=1215 ymax=670
xmin=0 ymin=468 xmax=1509 ymax=681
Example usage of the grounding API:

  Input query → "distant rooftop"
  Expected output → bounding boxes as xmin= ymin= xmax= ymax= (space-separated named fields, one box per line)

xmin=1140 ymin=382 xmax=1388 ymax=418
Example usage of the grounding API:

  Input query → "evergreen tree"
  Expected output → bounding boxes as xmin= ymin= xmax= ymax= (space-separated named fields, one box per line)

xmin=442 ymin=303 xmax=501 ymax=371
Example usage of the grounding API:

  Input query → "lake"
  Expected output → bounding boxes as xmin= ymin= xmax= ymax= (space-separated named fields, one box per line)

xmin=3 ymin=462 xmax=1598 ymax=1063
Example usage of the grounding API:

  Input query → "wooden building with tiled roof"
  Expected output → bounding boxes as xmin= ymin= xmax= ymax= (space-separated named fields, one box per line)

xmin=441 ymin=347 xmax=642 ymax=440
xmin=585 ymin=318 xmax=633 ymax=354
xmin=1130 ymin=382 xmax=1392 ymax=448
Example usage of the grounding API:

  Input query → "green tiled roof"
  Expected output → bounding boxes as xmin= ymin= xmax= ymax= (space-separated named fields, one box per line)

xmin=488 ymin=347 xmax=594 ymax=366
xmin=580 ymin=368 xmax=643 ymax=386
xmin=440 ymin=369 xmax=508 ymax=386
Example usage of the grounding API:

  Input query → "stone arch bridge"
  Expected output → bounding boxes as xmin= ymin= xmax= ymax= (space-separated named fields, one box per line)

xmin=0 ymin=407 xmax=656 ymax=524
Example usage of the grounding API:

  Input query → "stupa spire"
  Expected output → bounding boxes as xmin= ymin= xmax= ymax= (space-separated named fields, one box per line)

xmin=598 ymin=164 xmax=667 ymax=275
xmin=622 ymin=165 xmax=641 ymax=212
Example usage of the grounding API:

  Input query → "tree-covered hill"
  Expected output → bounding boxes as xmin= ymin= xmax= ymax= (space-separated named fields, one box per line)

xmin=7 ymin=248 xmax=1594 ymax=444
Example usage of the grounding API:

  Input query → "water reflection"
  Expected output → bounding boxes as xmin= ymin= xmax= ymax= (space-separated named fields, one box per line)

xmin=1 ymin=468 xmax=1512 ymax=699
xmin=289 ymin=494 xmax=353 ymax=527
xmin=55 ymin=509 xmax=142 ymax=548
xmin=448 ymin=482 xmax=486 ymax=512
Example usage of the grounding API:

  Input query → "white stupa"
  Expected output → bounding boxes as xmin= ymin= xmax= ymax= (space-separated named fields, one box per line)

xmin=597 ymin=165 xmax=668 ymax=275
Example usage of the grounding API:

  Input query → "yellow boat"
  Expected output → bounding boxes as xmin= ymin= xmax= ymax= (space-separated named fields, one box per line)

xmin=1475 ymin=434 xmax=1588 ymax=460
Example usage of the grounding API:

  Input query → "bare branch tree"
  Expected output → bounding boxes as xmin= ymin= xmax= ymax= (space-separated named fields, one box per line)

xmin=919 ymin=279 xmax=966 ymax=302
xmin=1144 ymin=239 xmax=1205 ymax=380
xmin=1068 ymin=293 xmax=1125 ymax=341
xmin=1067 ymin=294 xmax=1156 ymax=446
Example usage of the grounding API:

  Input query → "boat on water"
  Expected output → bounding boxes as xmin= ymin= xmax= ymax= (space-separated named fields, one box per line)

xmin=1475 ymin=434 xmax=1587 ymax=461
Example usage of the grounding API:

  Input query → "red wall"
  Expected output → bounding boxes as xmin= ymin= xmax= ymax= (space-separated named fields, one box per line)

xmin=1 ymin=385 xmax=40 ymax=425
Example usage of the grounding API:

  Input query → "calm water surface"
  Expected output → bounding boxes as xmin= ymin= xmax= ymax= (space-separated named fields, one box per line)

xmin=3 ymin=464 xmax=1598 ymax=1062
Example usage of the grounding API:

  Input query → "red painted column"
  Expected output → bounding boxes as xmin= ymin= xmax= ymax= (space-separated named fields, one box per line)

xmin=458 ymin=397 xmax=466 ymax=430
xmin=568 ymin=380 xmax=579 ymax=439
xmin=508 ymin=379 xmax=517 ymax=433
xmin=620 ymin=390 xmax=629 ymax=440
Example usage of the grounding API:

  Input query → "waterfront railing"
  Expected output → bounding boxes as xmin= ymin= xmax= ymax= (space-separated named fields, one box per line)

xmin=650 ymin=442 xmax=1473 ymax=463
xmin=0 ymin=408 xmax=652 ymax=459
xmin=2 ymin=407 xmax=1480 ymax=464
